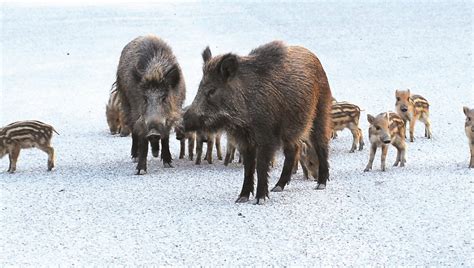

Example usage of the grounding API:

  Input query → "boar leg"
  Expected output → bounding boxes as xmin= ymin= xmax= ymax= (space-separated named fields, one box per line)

xmin=150 ymin=138 xmax=160 ymax=158
xmin=8 ymin=145 xmax=21 ymax=173
xmin=310 ymin=125 xmax=330 ymax=189
xmin=206 ymin=138 xmax=214 ymax=164
xmin=179 ymin=139 xmax=185 ymax=159
xmin=188 ymin=136 xmax=195 ymax=161
xmin=300 ymin=159 xmax=309 ymax=179
xmin=215 ymin=134 xmax=223 ymax=160
xmin=420 ymin=112 xmax=432 ymax=139
xmin=131 ymin=133 xmax=139 ymax=162
xmin=349 ymin=127 xmax=359 ymax=153
xmin=255 ymin=145 xmax=277 ymax=204
xmin=409 ymin=116 xmax=417 ymax=142
xmin=381 ymin=144 xmax=388 ymax=171
xmin=39 ymin=145 xmax=55 ymax=171
xmin=160 ymin=137 xmax=173 ymax=168
xmin=236 ymin=146 xmax=256 ymax=203
xmin=469 ymin=144 xmax=474 ymax=168
xmin=224 ymin=147 xmax=233 ymax=166
xmin=195 ymin=138 xmax=203 ymax=165
xmin=358 ymin=128 xmax=365 ymax=151
xmin=364 ymin=144 xmax=377 ymax=172
xmin=272 ymin=144 xmax=297 ymax=192
xmin=135 ymin=137 xmax=148 ymax=175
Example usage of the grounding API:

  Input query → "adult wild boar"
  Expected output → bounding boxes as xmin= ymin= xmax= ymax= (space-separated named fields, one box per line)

xmin=116 ymin=35 xmax=185 ymax=174
xmin=183 ymin=41 xmax=332 ymax=204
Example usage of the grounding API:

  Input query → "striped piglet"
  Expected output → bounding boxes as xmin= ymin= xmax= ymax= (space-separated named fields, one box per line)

xmin=0 ymin=120 xmax=58 ymax=173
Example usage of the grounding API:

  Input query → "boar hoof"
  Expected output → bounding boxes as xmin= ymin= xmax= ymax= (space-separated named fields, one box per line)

xmin=136 ymin=169 xmax=147 ymax=175
xmin=235 ymin=196 xmax=249 ymax=203
xmin=163 ymin=162 xmax=173 ymax=168
xmin=315 ymin=183 xmax=326 ymax=190
xmin=364 ymin=167 xmax=371 ymax=172
xmin=253 ymin=198 xmax=267 ymax=205
xmin=271 ymin=186 xmax=284 ymax=192
xmin=152 ymin=151 xmax=159 ymax=158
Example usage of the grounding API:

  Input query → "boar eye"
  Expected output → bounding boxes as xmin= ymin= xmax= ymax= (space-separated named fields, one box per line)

xmin=207 ymin=88 xmax=216 ymax=97
xmin=375 ymin=126 xmax=381 ymax=130
xmin=396 ymin=97 xmax=400 ymax=101
xmin=468 ymin=117 xmax=471 ymax=121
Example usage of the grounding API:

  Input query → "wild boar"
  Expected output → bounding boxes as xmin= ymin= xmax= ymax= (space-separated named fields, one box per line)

xmin=364 ymin=112 xmax=407 ymax=172
xmin=195 ymin=131 xmax=222 ymax=165
xmin=115 ymin=35 xmax=185 ymax=174
xmin=183 ymin=41 xmax=332 ymax=204
xmin=0 ymin=120 xmax=58 ymax=173
xmin=463 ymin=106 xmax=474 ymax=168
xmin=331 ymin=101 xmax=364 ymax=152
xmin=395 ymin=89 xmax=432 ymax=142
xmin=106 ymin=86 xmax=130 ymax=136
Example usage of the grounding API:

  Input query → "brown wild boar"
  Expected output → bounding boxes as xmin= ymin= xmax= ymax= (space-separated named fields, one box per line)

xmin=331 ymin=101 xmax=364 ymax=152
xmin=195 ymin=131 xmax=222 ymax=165
xmin=0 ymin=120 xmax=58 ymax=173
xmin=364 ymin=112 xmax=407 ymax=172
xmin=106 ymin=87 xmax=130 ymax=136
xmin=115 ymin=35 xmax=185 ymax=174
xmin=183 ymin=41 xmax=332 ymax=204
xmin=395 ymin=89 xmax=432 ymax=142
xmin=463 ymin=106 xmax=474 ymax=168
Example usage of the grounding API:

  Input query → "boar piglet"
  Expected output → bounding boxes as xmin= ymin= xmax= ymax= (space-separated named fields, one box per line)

xmin=115 ymin=35 xmax=185 ymax=174
xmin=331 ymin=101 xmax=364 ymax=152
xmin=183 ymin=41 xmax=332 ymax=204
xmin=364 ymin=112 xmax=407 ymax=172
xmin=0 ymin=120 xmax=58 ymax=173
xmin=395 ymin=89 xmax=432 ymax=142
xmin=463 ymin=106 xmax=474 ymax=168
xmin=195 ymin=131 xmax=222 ymax=165
xmin=106 ymin=86 xmax=130 ymax=136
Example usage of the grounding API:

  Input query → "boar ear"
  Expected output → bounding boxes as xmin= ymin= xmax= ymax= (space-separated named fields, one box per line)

xmin=464 ymin=106 xmax=470 ymax=116
xmin=165 ymin=65 xmax=180 ymax=88
xmin=202 ymin=46 xmax=212 ymax=63
xmin=367 ymin=114 xmax=375 ymax=124
xmin=407 ymin=89 xmax=411 ymax=95
xmin=219 ymin=54 xmax=238 ymax=81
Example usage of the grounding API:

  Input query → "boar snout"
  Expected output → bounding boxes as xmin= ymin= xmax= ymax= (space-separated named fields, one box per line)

xmin=400 ymin=105 xmax=408 ymax=112
xmin=146 ymin=128 xmax=161 ymax=140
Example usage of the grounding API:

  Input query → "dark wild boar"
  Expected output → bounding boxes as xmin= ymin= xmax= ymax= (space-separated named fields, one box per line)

xmin=183 ymin=41 xmax=332 ymax=204
xmin=115 ymin=35 xmax=185 ymax=174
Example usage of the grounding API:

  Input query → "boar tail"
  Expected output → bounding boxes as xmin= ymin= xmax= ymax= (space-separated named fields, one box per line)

xmin=52 ymin=128 xmax=60 ymax=135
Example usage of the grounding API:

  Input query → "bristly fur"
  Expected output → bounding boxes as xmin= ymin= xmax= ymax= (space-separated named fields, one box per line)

xmin=184 ymin=40 xmax=332 ymax=203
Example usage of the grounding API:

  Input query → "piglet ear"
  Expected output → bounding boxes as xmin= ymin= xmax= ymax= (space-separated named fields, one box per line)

xmin=464 ymin=106 xmax=470 ymax=116
xmin=386 ymin=112 xmax=390 ymax=120
xmin=165 ymin=65 xmax=180 ymax=88
xmin=367 ymin=114 xmax=375 ymax=124
xmin=219 ymin=54 xmax=238 ymax=81
xmin=202 ymin=46 xmax=212 ymax=63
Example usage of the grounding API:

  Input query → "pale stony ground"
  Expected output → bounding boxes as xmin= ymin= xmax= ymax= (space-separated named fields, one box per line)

xmin=0 ymin=1 xmax=472 ymax=266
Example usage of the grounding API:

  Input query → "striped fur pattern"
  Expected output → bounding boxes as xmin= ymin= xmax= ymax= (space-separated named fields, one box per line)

xmin=195 ymin=131 xmax=223 ymax=165
xmin=364 ymin=112 xmax=407 ymax=172
xmin=106 ymin=88 xmax=130 ymax=136
xmin=331 ymin=101 xmax=364 ymax=152
xmin=395 ymin=89 xmax=432 ymax=142
xmin=0 ymin=120 xmax=58 ymax=173
xmin=463 ymin=106 xmax=474 ymax=168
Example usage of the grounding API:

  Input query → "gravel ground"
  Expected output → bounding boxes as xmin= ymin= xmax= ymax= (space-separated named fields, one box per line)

xmin=0 ymin=1 xmax=472 ymax=265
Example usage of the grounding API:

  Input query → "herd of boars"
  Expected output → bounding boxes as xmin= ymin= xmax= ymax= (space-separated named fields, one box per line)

xmin=1 ymin=35 xmax=473 ymax=203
